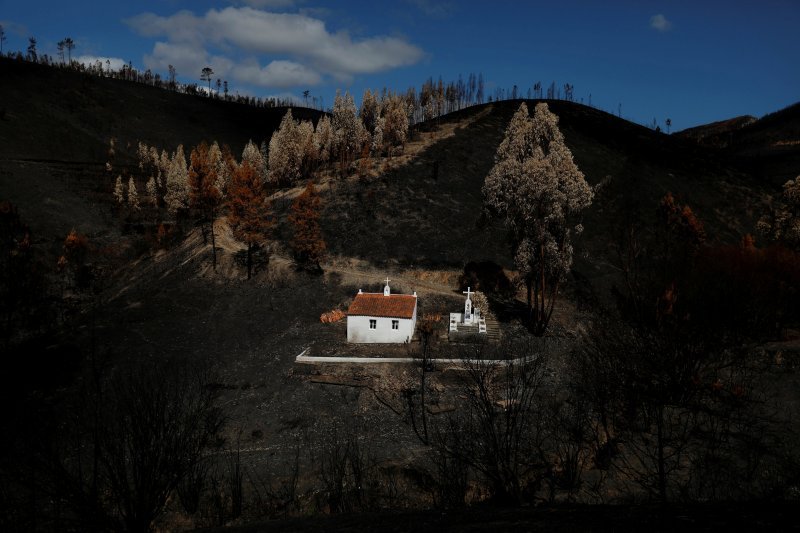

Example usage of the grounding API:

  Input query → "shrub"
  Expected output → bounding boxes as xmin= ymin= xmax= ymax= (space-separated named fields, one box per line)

xmin=320 ymin=309 xmax=346 ymax=323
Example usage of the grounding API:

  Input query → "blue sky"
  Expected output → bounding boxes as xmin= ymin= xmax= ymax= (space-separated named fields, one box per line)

xmin=1 ymin=0 xmax=798 ymax=130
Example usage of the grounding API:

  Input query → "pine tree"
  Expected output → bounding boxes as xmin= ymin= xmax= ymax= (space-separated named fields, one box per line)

xmin=164 ymin=145 xmax=190 ymax=215
xmin=189 ymin=142 xmax=223 ymax=270
xmin=483 ymin=103 xmax=593 ymax=335
xmin=158 ymin=149 xmax=170 ymax=188
xmin=314 ymin=115 xmax=333 ymax=164
xmin=146 ymin=176 xmax=158 ymax=209
xmin=63 ymin=37 xmax=75 ymax=64
xmin=137 ymin=142 xmax=164 ymax=186
xmin=61 ymin=228 xmax=90 ymax=290
xmin=288 ymin=182 xmax=326 ymax=271
xmin=227 ymin=161 xmax=274 ymax=279
xmin=127 ymin=177 xmax=140 ymax=211
xmin=241 ymin=140 xmax=266 ymax=183
xmin=114 ymin=175 xmax=125 ymax=205
xmin=268 ymin=110 xmax=303 ymax=185
xmin=26 ymin=37 xmax=37 ymax=62
xmin=757 ymin=174 xmax=800 ymax=249
xmin=381 ymin=94 xmax=408 ymax=155
xmin=372 ymin=116 xmax=385 ymax=154
xmin=359 ymin=89 xmax=380 ymax=141
xmin=331 ymin=91 xmax=365 ymax=174
xmin=208 ymin=141 xmax=230 ymax=200
xmin=299 ymin=120 xmax=319 ymax=176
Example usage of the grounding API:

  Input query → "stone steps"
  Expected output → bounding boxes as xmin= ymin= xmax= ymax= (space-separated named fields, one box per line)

xmin=446 ymin=318 xmax=502 ymax=343
xmin=484 ymin=318 xmax=501 ymax=341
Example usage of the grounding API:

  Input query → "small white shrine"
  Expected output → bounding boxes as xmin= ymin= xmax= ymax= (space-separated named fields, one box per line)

xmin=347 ymin=278 xmax=418 ymax=343
xmin=449 ymin=287 xmax=487 ymax=334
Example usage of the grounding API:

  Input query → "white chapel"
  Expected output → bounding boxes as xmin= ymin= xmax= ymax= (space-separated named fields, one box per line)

xmin=347 ymin=278 xmax=418 ymax=343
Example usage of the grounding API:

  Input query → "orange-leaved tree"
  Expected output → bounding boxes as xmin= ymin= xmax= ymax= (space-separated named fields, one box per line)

xmin=288 ymin=181 xmax=326 ymax=271
xmin=58 ymin=228 xmax=91 ymax=291
xmin=189 ymin=142 xmax=223 ymax=270
xmin=227 ymin=160 xmax=274 ymax=279
xmin=615 ymin=192 xmax=707 ymax=329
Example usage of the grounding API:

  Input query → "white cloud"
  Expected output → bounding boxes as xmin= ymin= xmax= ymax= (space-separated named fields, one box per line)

xmin=125 ymin=6 xmax=424 ymax=89
xmin=76 ymin=55 xmax=127 ymax=71
xmin=237 ymin=59 xmax=321 ymax=88
xmin=650 ymin=13 xmax=672 ymax=32
xmin=143 ymin=41 xmax=206 ymax=77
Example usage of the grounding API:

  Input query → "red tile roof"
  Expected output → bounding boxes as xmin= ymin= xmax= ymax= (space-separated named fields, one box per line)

xmin=348 ymin=293 xmax=417 ymax=319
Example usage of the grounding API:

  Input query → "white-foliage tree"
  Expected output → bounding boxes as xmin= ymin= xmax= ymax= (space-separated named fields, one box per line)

xmin=241 ymin=140 xmax=266 ymax=183
xmin=268 ymin=109 xmax=303 ymax=185
xmin=114 ymin=175 xmax=125 ymax=204
xmin=314 ymin=114 xmax=333 ymax=164
xmin=127 ymin=177 xmax=140 ymax=211
xmin=137 ymin=142 xmax=164 ymax=186
xmin=372 ymin=116 xmax=385 ymax=154
xmin=757 ymin=174 xmax=800 ymax=249
xmin=149 ymin=146 xmax=161 ymax=174
xmin=421 ymin=80 xmax=437 ymax=123
xmin=146 ymin=176 xmax=158 ymax=208
xmin=164 ymin=144 xmax=190 ymax=214
xmin=137 ymin=142 xmax=149 ymax=173
xmin=332 ymin=91 xmax=366 ymax=169
xmin=483 ymin=102 xmax=593 ymax=335
xmin=359 ymin=88 xmax=380 ymax=143
xmin=158 ymin=149 xmax=170 ymax=188
xmin=208 ymin=141 xmax=229 ymax=200
xmin=298 ymin=119 xmax=318 ymax=175
xmin=382 ymin=94 xmax=409 ymax=155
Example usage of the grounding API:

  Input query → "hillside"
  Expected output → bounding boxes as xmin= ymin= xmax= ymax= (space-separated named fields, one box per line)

xmin=676 ymin=115 xmax=758 ymax=148
xmin=0 ymin=57 xmax=322 ymax=163
xmin=676 ymin=102 xmax=800 ymax=187
xmin=0 ymin=57 xmax=784 ymax=268
xmin=0 ymin=58 xmax=788 ymax=322
xmin=0 ymin=57 xmax=321 ymax=254
xmin=2 ymin=59 xmax=799 ymax=530
xmin=320 ymin=99 xmax=772 ymax=298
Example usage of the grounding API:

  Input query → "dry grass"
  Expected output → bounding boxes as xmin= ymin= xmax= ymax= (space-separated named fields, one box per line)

xmin=406 ymin=268 xmax=459 ymax=286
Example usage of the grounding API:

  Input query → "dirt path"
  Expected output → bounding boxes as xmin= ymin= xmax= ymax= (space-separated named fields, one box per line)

xmin=323 ymin=259 xmax=461 ymax=299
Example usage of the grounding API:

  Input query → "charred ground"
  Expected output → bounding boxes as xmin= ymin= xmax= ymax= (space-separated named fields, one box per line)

xmin=1 ymin=58 xmax=799 ymax=530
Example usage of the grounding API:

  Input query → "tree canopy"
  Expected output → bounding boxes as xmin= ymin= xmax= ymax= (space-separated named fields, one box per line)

xmin=483 ymin=102 xmax=592 ymax=335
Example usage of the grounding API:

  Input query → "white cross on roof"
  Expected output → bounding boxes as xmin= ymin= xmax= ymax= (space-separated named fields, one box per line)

xmin=463 ymin=286 xmax=472 ymax=299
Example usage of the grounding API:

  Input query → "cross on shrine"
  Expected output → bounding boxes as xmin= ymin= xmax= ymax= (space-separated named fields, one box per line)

xmin=463 ymin=286 xmax=472 ymax=300
xmin=384 ymin=277 xmax=391 ymax=286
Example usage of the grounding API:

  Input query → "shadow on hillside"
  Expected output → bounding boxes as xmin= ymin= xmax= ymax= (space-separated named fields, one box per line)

xmin=322 ymin=105 xmax=515 ymax=270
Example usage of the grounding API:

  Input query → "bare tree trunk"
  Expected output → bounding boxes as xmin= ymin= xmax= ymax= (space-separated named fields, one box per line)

xmin=657 ymin=406 xmax=667 ymax=502
xmin=420 ymin=335 xmax=429 ymax=444
xmin=246 ymin=243 xmax=253 ymax=280
xmin=526 ymin=276 xmax=533 ymax=328
xmin=539 ymin=245 xmax=546 ymax=332
xmin=209 ymin=207 xmax=217 ymax=271
xmin=543 ymin=279 xmax=560 ymax=334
